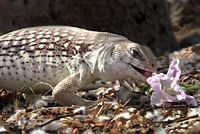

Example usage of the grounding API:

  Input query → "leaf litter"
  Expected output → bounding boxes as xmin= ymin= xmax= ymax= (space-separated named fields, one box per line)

xmin=0 ymin=45 xmax=200 ymax=134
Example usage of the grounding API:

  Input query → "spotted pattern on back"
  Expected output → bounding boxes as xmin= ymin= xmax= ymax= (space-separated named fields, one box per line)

xmin=0 ymin=27 xmax=97 ymax=91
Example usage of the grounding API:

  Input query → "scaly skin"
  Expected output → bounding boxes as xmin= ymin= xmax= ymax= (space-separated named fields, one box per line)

xmin=0 ymin=26 xmax=157 ymax=106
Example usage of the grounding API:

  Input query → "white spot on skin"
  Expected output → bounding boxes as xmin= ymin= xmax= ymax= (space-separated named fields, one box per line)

xmin=9 ymin=31 xmax=18 ymax=35
xmin=21 ymin=45 xmax=25 ymax=49
xmin=49 ymin=51 xmax=54 ymax=55
xmin=22 ymin=53 xmax=29 ymax=59
xmin=28 ymin=42 xmax=36 ymax=47
xmin=19 ymin=50 xmax=26 ymax=56
xmin=68 ymin=36 xmax=73 ymax=40
xmin=17 ymin=32 xmax=26 ymax=36
xmin=27 ymin=34 xmax=35 ymax=39
xmin=3 ymin=41 xmax=10 ymax=46
xmin=28 ymin=30 xmax=36 ymax=34
xmin=62 ymin=51 xmax=67 ymax=55
xmin=61 ymin=33 xmax=67 ymax=37
xmin=74 ymin=45 xmax=80 ymax=51
xmin=15 ymin=36 xmax=22 ymax=40
xmin=39 ymin=44 xmax=45 ymax=49
xmin=9 ymin=47 xmax=16 ymax=52
xmin=5 ymin=36 xmax=12 ymax=40
xmin=54 ymin=37 xmax=60 ymax=42
xmin=29 ymin=38 xmax=36 ymax=42
xmin=49 ymin=44 xmax=54 ymax=49
xmin=36 ymin=35 xmax=43 ymax=39
xmin=79 ymin=36 xmax=86 ymax=40
xmin=42 ymin=29 xmax=49 ymax=32
xmin=71 ymin=32 xmax=76 ymax=35
xmin=48 ymin=57 xmax=54 ymax=63
xmin=41 ymin=39 xmax=47 ymax=43
xmin=64 ymin=42 xmax=70 ymax=48
xmin=44 ymin=35 xmax=51 ymax=38
xmin=81 ymin=33 xmax=87 ymax=37
xmin=90 ymin=37 xmax=95 ymax=41
xmin=29 ymin=46 xmax=35 ymax=50
xmin=88 ymin=44 xmax=95 ymax=50
xmin=21 ymin=40 xmax=27 ymax=44
xmin=1 ymin=50 xmax=7 ymax=54
xmin=53 ymin=29 xmax=59 ymax=32
xmin=35 ymin=51 xmax=40 ymax=55
xmin=53 ymin=32 xmax=59 ymax=36
xmin=77 ymin=40 xmax=84 ymax=44
xmin=39 ymin=31 xmax=45 ymax=35
xmin=13 ymin=41 xmax=18 ymax=45
xmin=46 ymin=31 xmax=52 ymax=35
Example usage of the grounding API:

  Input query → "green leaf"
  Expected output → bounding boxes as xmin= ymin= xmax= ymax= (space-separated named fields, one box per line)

xmin=138 ymin=82 xmax=152 ymax=93
xmin=179 ymin=82 xmax=200 ymax=91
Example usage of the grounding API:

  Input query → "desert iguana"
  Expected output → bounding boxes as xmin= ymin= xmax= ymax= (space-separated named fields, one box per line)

xmin=0 ymin=26 xmax=157 ymax=106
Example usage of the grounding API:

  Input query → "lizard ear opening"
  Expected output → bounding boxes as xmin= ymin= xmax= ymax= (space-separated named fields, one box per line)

xmin=84 ymin=44 xmax=115 ymax=73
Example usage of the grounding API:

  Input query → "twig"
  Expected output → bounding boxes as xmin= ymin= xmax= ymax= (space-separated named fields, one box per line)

xmin=152 ymin=114 xmax=198 ymax=125
xmin=181 ymin=69 xmax=200 ymax=77
xmin=95 ymin=103 xmax=105 ymax=119
xmin=26 ymin=111 xmax=83 ymax=132
xmin=154 ymin=104 xmax=189 ymax=109
xmin=176 ymin=114 xmax=198 ymax=122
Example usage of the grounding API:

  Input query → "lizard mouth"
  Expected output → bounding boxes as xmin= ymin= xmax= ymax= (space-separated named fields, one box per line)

xmin=129 ymin=64 xmax=153 ymax=78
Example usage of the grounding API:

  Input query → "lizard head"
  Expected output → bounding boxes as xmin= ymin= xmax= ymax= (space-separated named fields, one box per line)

xmin=109 ymin=41 xmax=157 ymax=82
xmin=84 ymin=35 xmax=157 ymax=83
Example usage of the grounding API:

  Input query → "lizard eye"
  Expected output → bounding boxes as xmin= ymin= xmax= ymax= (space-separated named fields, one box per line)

xmin=130 ymin=48 xmax=141 ymax=57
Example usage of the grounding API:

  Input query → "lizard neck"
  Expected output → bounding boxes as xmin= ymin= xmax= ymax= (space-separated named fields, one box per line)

xmin=85 ymin=42 xmax=126 ymax=82
xmin=83 ymin=33 xmax=130 ymax=82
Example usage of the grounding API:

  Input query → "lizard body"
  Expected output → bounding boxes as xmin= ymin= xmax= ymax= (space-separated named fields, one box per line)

xmin=0 ymin=26 xmax=157 ymax=106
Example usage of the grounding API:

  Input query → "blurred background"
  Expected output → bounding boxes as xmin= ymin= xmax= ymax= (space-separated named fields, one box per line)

xmin=0 ymin=0 xmax=199 ymax=56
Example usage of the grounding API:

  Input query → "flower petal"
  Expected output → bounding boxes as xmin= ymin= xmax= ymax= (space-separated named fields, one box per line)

xmin=147 ymin=74 xmax=178 ymax=107
xmin=184 ymin=95 xmax=198 ymax=107
xmin=147 ymin=59 xmax=198 ymax=107
xmin=167 ymin=59 xmax=181 ymax=82
xmin=173 ymin=84 xmax=186 ymax=100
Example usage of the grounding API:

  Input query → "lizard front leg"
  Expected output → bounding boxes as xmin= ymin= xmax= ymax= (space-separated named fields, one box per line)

xmin=52 ymin=64 xmax=96 ymax=106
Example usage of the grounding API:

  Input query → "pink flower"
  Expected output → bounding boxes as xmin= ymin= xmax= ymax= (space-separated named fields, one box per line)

xmin=147 ymin=59 xmax=198 ymax=107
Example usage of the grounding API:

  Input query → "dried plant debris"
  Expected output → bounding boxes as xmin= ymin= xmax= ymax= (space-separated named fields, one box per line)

xmin=0 ymin=99 xmax=199 ymax=133
xmin=0 ymin=46 xmax=200 ymax=133
xmin=0 ymin=70 xmax=199 ymax=134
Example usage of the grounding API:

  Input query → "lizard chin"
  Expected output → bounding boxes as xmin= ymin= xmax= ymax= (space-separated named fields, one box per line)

xmin=128 ymin=63 xmax=153 ymax=78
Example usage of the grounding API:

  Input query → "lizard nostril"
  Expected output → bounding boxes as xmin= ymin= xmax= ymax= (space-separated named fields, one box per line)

xmin=152 ymin=63 xmax=154 ymax=67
